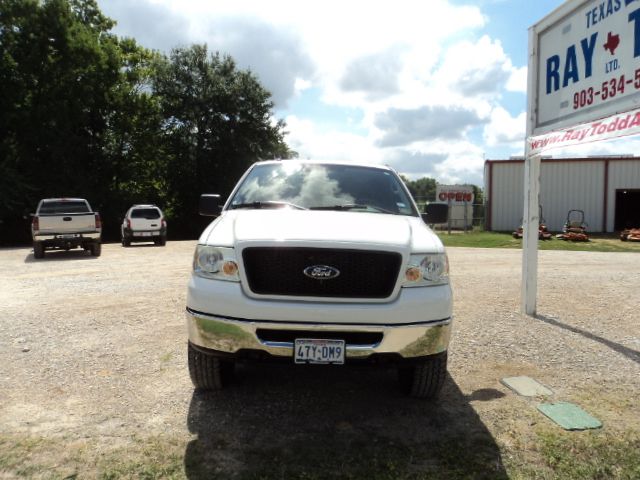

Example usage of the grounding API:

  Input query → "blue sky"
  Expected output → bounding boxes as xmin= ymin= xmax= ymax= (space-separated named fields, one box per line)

xmin=99 ymin=0 xmax=639 ymax=186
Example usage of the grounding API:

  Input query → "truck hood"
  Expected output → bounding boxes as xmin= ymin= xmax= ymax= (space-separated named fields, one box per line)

xmin=200 ymin=210 xmax=444 ymax=253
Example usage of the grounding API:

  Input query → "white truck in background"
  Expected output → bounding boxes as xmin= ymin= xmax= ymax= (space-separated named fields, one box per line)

xmin=31 ymin=198 xmax=102 ymax=258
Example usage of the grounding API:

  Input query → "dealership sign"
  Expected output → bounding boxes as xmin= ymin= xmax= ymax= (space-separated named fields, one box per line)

xmin=531 ymin=0 xmax=640 ymax=137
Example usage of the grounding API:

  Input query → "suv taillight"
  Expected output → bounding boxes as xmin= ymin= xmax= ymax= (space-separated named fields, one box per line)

xmin=32 ymin=216 xmax=39 ymax=231
xmin=126 ymin=218 xmax=131 ymax=229
xmin=95 ymin=213 xmax=102 ymax=229
xmin=161 ymin=219 xmax=167 ymax=228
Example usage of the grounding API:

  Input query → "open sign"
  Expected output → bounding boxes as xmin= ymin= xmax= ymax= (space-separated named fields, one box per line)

xmin=436 ymin=185 xmax=474 ymax=204
xmin=438 ymin=191 xmax=473 ymax=202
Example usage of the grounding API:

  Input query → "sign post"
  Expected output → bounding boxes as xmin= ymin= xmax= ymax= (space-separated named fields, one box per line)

xmin=521 ymin=152 xmax=540 ymax=315
xmin=525 ymin=0 xmax=640 ymax=315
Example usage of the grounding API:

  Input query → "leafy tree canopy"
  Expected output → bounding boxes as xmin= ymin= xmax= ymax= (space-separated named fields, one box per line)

xmin=0 ymin=0 xmax=292 ymax=243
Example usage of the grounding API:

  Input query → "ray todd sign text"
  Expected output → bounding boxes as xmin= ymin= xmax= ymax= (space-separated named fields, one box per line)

xmin=533 ymin=0 xmax=640 ymax=134
xmin=529 ymin=105 xmax=640 ymax=154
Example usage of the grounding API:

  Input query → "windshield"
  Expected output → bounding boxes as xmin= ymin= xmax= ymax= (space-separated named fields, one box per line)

xmin=131 ymin=208 xmax=161 ymax=219
xmin=228 ymin=163 xmax=417 ymax=216
xmin=39 ymin=200 xmax=90 ymax=214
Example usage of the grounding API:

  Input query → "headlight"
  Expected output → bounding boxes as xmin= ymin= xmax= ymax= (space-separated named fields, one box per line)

xmin=402 ymin=253 xmax=449 ymax=287
xmin=193 ymin=245 xmax=239 ymax=282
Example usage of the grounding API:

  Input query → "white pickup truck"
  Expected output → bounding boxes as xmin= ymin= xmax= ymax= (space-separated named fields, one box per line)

xmin=186 ymin=160 xmax=452 ymax=398
xmin=31 ymin=198 xmax=102 ymax=258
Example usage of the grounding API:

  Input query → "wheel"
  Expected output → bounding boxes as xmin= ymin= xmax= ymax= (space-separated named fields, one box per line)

xmin=33 ymin=242 xmax=45 ymax=259
xmin=158 ymin=236 xmax=166 ymax=246
xmin=122 ymin=237 xmax=131 ymax=247
xmin=90 ymin=243 xmax=102 ymax=257
xmin=398 ymin=351 xmax=447 ymax=399
xmin=188 ymin=343 xmax=235 ymax=391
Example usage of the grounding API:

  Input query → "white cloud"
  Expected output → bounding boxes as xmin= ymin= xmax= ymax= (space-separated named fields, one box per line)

xmin=433 ymin=35 xmax=519 ymax=98
xmin=483 ymin=107 xmax=526 ymax=147
xmin=284 ymin=115 xmax=385 ymax=164
xmin=506 ymin=66 xmax=527 ymax=93
xmin=387 ymin=142 xmax=486 ymax=185
xmin=98 ymin=0 xmax=529 ymax=185
xmin=374 ymin=105 xmax=488 ymax=147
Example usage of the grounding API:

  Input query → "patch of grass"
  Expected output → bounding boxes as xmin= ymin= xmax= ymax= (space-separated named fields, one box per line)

xmin=0 ymin=434 xmax=186 ymax=480
xmin=98 ymin=437 xmax=184 ymax=480
xmin=533 ymin=428 xmax=640 ymax=480
xmin=0 ymin=436 xmax=50 ymax=478
xmin=438 ymin=231 xmax=640 ymax=252
xmin=438 ymin=231 xmax=522 ymax=249
xmin=2 ymin=427 xmax=639 ymax=480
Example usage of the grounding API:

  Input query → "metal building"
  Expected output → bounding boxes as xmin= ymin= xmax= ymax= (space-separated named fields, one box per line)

xmin=484 ymin=156 xmax=640 ymax=233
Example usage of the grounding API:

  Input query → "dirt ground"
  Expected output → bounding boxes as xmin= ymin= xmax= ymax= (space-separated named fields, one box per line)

xmin=0 ymin=241 xmax=639 ymax=478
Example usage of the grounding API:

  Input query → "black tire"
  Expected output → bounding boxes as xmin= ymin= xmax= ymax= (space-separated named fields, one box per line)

xmin=33 ymin=242 xmax=45 ymax=259
xmin=398 ymin=351 xmax=447 ymax=399
xmin=158 ymin=236 xmax=167 ymax=246
xmin=90 ymin=243 xmax=102 ymax=257
xmin=122 ymin=237 xmax=131 ymax=247
xmin=188 ymin=343 xmax=235 ymax=391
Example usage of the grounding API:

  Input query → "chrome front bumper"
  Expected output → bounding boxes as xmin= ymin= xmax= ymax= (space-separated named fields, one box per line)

xmin=186 ymin=308 xmax=452 ymax=360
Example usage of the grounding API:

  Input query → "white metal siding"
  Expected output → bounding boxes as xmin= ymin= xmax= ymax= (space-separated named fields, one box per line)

xmin=488 ymin=160 xmax=640 ymax=232
xmin=540 ymin=162 xmax=604 ymax=232
xmin=607 ymin=161 xmax=640 ymax=231
xmin=490 ymin=163 xmax=523 ymax=231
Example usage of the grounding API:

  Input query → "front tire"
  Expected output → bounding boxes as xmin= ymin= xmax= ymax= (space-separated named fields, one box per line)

xmin=398 ymin=351 xmax=447 ymax=399
xmin=188 ymin=343 xmax=235 ymax=391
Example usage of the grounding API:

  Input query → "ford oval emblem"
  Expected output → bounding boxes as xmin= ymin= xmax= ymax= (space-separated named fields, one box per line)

xmin=303 ymin=265 xmax=340 ymax=280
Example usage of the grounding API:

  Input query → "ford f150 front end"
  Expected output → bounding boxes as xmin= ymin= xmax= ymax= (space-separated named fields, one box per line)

xmin=186 ymin=160 xmax=453 ymax=398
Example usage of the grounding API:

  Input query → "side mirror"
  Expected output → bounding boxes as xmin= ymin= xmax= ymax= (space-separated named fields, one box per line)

xmin=199 ymin=194 xmax=222 ymax=216
xmin=422 ymin=203 xmax=449 ymax=224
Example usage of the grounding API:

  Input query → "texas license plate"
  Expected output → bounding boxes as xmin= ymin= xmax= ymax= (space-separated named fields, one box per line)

xmin=294 ymin=339 xmax=345 ymax=364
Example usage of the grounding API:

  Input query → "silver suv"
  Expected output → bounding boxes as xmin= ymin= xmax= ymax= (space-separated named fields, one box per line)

xmin=121 ymin=205 xmax=167 ymax=246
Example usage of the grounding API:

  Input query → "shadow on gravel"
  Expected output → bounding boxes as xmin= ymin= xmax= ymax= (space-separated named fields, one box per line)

xmin=536 ymin=314 xmax=640 ymax=365
xmin=184 ymin=364 xmax=507 ymax=479
xmin=24 ymin=250 xmax=99 ymax=263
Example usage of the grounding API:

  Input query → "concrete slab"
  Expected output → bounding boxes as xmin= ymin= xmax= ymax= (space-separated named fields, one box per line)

xmin=537 ymin=402 xmax=602 ymax=430
xmin=500 ymin=376 xmax=553 ymax=397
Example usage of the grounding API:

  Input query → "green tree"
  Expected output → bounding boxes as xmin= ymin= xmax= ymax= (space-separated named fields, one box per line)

xmin=470 ymin=184 xmax=484 ymax=204
xmin=99 ymin=38 xmax=168 ymax=237
xmin=153 ymin=44 xmax=290 ymax=236
xmin=0 ymin=1 xmax=298 ymax=243
xmin=0 ymin=0 xmax=122 ymax=239
xmin=400 ymin=176 xmax=437 ymax=202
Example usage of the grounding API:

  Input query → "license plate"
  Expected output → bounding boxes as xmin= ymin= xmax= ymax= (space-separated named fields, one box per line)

xmin=56 ymin=234 xmax=78 ymax=239
xmin=137 ymin=232 xmax=153 ymax=237
xmin=294 ymin=338 xmax=345 ymax=364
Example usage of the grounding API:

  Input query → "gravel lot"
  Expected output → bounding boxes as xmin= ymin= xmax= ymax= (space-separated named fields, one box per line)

xmin=1 ymin=241 xmax=639 ymax=477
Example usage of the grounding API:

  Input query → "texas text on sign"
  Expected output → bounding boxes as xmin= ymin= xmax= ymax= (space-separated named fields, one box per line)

xmin=533 ymin=0 xmax=640 ymax=136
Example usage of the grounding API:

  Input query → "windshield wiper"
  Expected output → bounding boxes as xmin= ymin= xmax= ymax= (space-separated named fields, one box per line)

xmin=309 ymin=204 xmax=396 ymax=214
xmin=229 ymin=201 xmax=307 ymax=210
